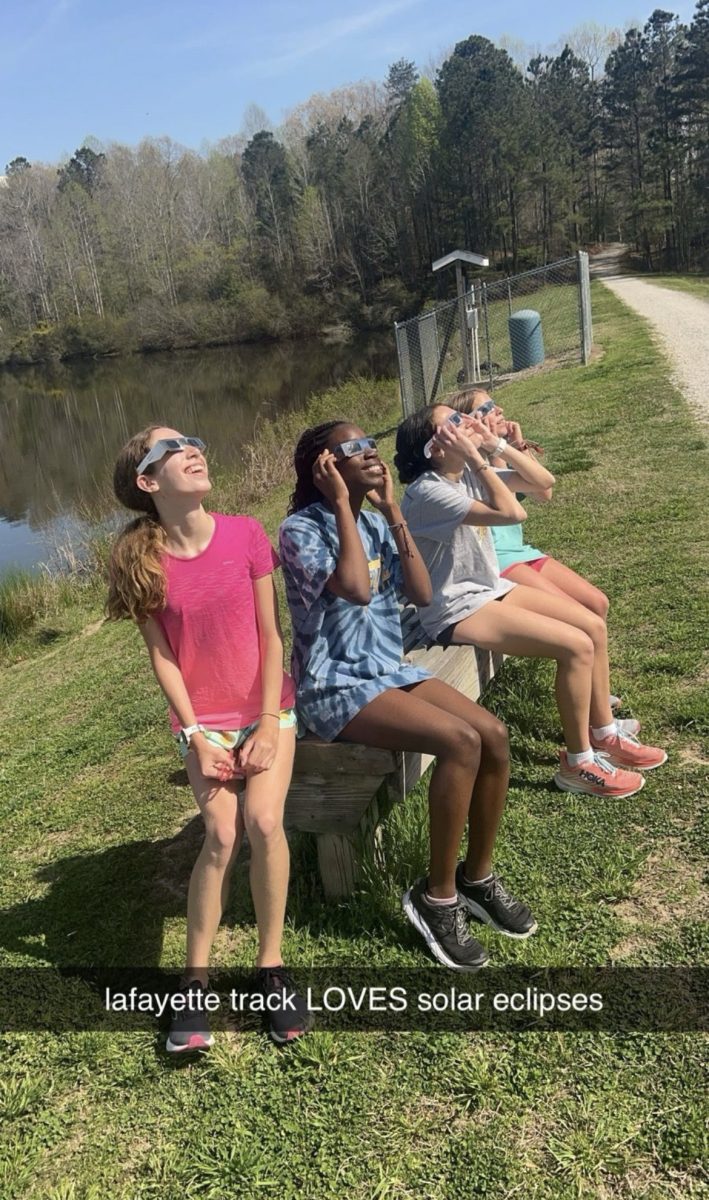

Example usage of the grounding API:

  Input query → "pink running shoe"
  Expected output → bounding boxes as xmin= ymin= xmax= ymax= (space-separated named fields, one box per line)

xmin=554 ymin=751 xmax=645 ymax=798
xmin=590 ymin=728 xmax=667 ymax=771
xmin=609 ymin=695 xmax=640 ymax=735
xmin=616 ymin=717 xmax=640 ymax=736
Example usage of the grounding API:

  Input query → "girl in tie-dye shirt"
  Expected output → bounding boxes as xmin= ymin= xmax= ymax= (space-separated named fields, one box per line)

xmin=279 ymin=419 xmax=536 ymax=971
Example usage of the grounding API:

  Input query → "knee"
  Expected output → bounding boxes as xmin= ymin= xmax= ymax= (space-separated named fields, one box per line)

xmin=444 ymin=721 xmax=482 ymax=767
xmin=563 ymin=631 xmax=595 ymax=666
xmin=204 ymin=819 xmax=239 ymax=866
xmin=586 ymin=612 xmax=608 ymax=649
xmin=245 ymin=809 xmax=284 ymax=847
xmin=588 ymin=589 xmax=610 ymax=620
xmin=481 ymin=717 xmax=509 ymax=766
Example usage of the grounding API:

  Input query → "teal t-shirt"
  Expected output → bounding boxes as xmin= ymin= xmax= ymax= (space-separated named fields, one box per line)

xmin=490 ymin=522 xmax=544 ymax=571
xmin=489 ymin=470 xmax=545 ymax=569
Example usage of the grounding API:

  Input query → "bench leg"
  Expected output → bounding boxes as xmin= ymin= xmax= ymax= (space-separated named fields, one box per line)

xmin=315 ymin=778 xmax=397 ymax=899
xmin=316 ymin=832 xmax=360 ymax=899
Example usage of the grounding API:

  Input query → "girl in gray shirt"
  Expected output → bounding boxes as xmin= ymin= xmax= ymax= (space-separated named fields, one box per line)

xmin=397 ymin=404 xmax=667 ymax=798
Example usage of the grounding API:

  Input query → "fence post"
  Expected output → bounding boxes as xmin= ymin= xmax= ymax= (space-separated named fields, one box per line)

xmin=481 ymin=282 xmax=493 ymax=388
xmin=577 ymin=250 xmax=592 ymax=365
xmin=393 ymin=321 xmax=410 ymax=416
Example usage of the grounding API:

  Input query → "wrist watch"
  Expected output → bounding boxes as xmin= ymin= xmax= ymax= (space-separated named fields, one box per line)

xmin=180 ymin=723 xmax=204 ymax=748
xmin=493 ymin=437 xmax=508 ymax=457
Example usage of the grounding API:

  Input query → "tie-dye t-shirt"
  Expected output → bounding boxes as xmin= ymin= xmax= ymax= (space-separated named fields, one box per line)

xmin=278 ymin=504 xmax=430 ymax=741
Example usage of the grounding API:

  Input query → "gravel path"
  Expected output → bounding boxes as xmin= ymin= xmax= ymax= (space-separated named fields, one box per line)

xmin=602 ymin=276 xmax=709 ymax=425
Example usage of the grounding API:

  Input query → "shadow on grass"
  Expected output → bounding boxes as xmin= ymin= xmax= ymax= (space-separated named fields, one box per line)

xmin=0 ymin=818 xmax=209 ymax=968
xmin=0 ymin=813 xmax=404 ymax=969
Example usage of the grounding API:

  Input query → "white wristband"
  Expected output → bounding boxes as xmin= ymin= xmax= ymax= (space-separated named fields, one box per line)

xmin=180 ymin=723 xmax=204 ymax=746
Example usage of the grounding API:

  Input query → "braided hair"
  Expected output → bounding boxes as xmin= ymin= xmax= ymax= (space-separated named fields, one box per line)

xmin=288 ymin=419 xmax=349 ymax=514
xmin=394 ymin=406 xmax=437 ymax=485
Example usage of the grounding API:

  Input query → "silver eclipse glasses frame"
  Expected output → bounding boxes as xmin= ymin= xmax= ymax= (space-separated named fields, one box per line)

xmin=332 ymin=437 xmax=378 ymax=461
xmin=136 ymin=437 xmax=206 ymax=476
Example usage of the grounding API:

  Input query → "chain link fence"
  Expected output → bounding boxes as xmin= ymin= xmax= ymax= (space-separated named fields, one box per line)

xmin=395 ymin=252 xmax=592 ymax=415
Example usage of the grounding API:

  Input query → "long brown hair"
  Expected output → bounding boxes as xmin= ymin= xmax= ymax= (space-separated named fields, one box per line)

xmin=106 ymin=425 xmax=168 ymax=623
xmin=447 ymin=387 xmax=545 ymax=455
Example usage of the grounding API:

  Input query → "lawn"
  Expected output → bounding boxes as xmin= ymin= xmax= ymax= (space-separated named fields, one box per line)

xmin=0 ymin=286 xmax=707 ymax=1198
xmin=642 ymin=274 xmax=709 ymax=302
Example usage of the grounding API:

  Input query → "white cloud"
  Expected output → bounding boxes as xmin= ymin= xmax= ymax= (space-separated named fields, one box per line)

xmin=251 ymin=0 xmax=426 ymax=73
xmin=177 ymin=0 xmax=426 ymax=71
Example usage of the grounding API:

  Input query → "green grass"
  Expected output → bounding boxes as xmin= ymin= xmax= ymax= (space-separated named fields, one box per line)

xmin=429 ymin=281 xmax=582 ymax=397
xmin=641 ymin=275 xmax=709 ymax=302
xmin=1 ymin=289 xmax=707 ymax=1197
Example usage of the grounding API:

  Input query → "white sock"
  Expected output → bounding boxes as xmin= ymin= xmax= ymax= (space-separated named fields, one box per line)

xmin=424 ymin=891 xmax=457 ymax=907
xmin=567 ymin=748 xmax=594 ymax=767
xmin=464 ymin=872 xmax=493 ymax=887
xmin=592 ymin=722 xmax=617 ymax=741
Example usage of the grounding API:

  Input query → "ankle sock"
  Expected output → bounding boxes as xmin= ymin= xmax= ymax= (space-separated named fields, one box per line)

xmin=592 ymin=722 xmax=617 ymax=740
xmin=567 ymin=748 xmax=594 ymax=767
xmin=463 ymin=872 xmax=493 ymax=887
xmin=424 ymin=891 xmax=457 ymax=907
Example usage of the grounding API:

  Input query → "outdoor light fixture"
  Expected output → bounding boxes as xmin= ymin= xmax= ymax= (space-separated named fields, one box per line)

xmin=432 ymin=250 xmax=490 ymax=383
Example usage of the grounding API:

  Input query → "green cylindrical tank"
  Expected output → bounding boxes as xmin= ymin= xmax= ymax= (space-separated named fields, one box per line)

xmin=508 ymin=309 xmax=544 ymax=370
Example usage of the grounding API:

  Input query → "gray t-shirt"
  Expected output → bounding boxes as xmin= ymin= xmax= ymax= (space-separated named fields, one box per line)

xmin=401 ymin=464 xmax=516 ymax=639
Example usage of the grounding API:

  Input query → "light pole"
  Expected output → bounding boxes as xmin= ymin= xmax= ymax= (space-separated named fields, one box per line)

xmin=431 ymin=250 xmax=489 ymax=384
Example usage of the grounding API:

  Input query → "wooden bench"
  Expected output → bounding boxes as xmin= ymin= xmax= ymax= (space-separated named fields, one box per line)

xmin=284 ymin=603 xmax=503 ymax=898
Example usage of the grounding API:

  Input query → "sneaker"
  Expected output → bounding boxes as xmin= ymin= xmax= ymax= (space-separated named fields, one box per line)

xmin=455 ymin=865 xmax=538 ymax=939
xmin=608 ymin=695 xmax=641 ymax=736
xmin=402 ymin=877 xmax=489 ymax=971
xmin=615 ymin=717 xmax=641 ymax=737
xmin=590 ymin=728 xmax=667 ymax=771
xmin=255 ymin=965 xmax=313 ymax=1045
xmin=165 ymin=979 xmax=215 ymax=1055
xmin=554 ymin=750 xmax=645 ymax=798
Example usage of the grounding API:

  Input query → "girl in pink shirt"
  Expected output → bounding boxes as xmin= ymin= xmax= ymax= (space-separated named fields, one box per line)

xmin=108 ymin=424 xmax=310 ymax=1052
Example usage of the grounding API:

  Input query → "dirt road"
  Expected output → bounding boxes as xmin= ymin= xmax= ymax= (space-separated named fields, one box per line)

xmin=602 ymin=276 xmax=709 ymax=424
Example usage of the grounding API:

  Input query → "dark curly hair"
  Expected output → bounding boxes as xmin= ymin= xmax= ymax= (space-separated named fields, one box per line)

xmin=394 ymin=406 xmax=437 ymax=484
xmin=287 ymin=419 xmax=350 ymax=514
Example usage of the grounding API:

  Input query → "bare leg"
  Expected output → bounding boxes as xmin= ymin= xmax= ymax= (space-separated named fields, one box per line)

xmin=505 ymin=558 xmax=610 ymax=618
xmin=402 ymin=677 xmax=510 ymax=881
xmin=183 ymin=753 xmax=244 ymax=986
xmin=501 ymin=585 xmax=614 ymax=728
xmin=242 ymin=726 xmax=296 ymax=968
xmin=340 ymin=683 xmax=491 ymax=896
xmin=451 ymin=588 xmax=595 ymax=752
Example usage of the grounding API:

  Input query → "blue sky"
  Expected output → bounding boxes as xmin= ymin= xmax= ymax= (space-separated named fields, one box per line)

xmin=3 ymin=0 xmax=699 ymax=168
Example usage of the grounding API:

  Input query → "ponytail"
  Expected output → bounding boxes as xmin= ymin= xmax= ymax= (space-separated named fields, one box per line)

xmin=106 ymin=424 xmax=168 ymax=623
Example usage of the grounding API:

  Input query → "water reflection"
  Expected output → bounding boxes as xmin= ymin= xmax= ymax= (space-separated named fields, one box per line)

xmin=0 ymin=333 xmax=397 ymax=574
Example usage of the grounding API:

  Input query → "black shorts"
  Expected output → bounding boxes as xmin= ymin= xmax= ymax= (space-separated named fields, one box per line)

xmin=435 ymin=595 xmax=506 ymax=647
xmin=435 ymin=621 xmax=459 ymax=648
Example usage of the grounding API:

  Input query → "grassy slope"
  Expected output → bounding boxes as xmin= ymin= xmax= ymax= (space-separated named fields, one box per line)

xmin=0 ymin=289 xmax=707 ymax=1199
xmin=641 ymin=275 xmax=709 ymax=302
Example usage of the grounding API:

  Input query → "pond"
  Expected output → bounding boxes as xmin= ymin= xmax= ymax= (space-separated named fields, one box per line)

xmin=0 ymin=332 xmax=398 ymax=577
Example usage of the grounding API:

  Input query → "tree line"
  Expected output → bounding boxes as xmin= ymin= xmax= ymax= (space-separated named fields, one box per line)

xmin=1 ymin=5 xmax=706 ymax=365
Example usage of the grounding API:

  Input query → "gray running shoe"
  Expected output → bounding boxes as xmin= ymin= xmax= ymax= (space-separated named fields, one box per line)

xmin=402 ymin=877 xmax=489 ymax=971
xmin=456 ymin=865 xmax=537 ymax=938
